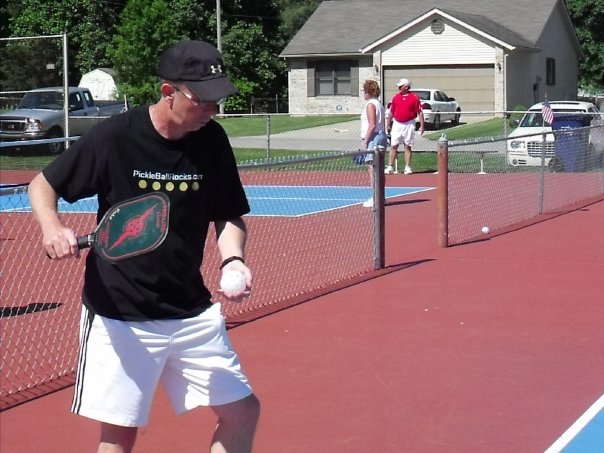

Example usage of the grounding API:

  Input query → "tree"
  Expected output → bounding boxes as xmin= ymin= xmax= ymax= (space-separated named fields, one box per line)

xmin=1 ymin=1 xmax=63 ymax=90
xmin=108 ymin=0 xmax=286 ymax=109
xmin=2 ymin=0 xmax=304 ymax=107
xmin=0 ymin=38 xmax=64 ymax=91
xmin=565 ymin=0 xmax=604 ymax=91
xmin=276 ymin=0 xmax=320 ymax=42
xmin=3 ymin=0 xmax=600 ymax=107
xmin=218 ymin=0 xmax=287 ymax=111
xmin=222 ymin=21 xmax=287 ymax=112
xmin=1 ymin=0 xmax=124 ymax=91
xmin=108 ymin=0 xmax=215 ymax=105
xmin=0 ymin=2 xmax=10 ymax=39
xmin=108 ymin=0 xmax=171 ymax=104
xmin=65 ymin=0 xmax=125 ymax=73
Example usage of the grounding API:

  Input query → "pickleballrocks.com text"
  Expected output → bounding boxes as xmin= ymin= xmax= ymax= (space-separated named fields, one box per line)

xmin=132 ymin=170 xmax=204 ymax=181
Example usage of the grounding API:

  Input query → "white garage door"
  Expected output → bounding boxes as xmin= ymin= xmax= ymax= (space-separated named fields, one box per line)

xmin=383 ymin=66 xmax=494 ymax=112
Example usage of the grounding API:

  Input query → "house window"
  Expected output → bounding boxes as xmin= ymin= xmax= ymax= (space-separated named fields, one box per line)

xmin=315 ymin=60 xmax=353 ymax=95
xmin=546 ymin=58 xmax=556 ymax=85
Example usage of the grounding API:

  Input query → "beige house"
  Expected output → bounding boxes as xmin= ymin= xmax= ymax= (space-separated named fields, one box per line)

xmin=280 ymin=0 xmax=583 ymax=114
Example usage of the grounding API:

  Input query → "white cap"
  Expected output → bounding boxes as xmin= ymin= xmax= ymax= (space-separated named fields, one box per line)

xmin=395 ymin=78 xmax=411 ymax=87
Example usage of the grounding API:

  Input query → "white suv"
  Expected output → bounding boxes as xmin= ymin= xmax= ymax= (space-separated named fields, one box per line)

xmin=506 ymin=101 xmax=602 ymax=168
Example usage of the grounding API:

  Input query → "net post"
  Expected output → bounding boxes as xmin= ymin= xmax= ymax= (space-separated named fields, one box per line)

xmin=374 ymin=147 xmax=386 ymax=269
xmin=437 ymin=134 xmax=449 ymax=247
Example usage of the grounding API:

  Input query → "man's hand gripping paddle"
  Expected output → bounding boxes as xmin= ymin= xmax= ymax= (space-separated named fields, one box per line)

xmin=78 ymin=192 xmax=170 ymax=262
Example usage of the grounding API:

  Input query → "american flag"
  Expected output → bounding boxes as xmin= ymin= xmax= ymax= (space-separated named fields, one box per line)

xmin=541 ymin=98 xmax=555 ymax=124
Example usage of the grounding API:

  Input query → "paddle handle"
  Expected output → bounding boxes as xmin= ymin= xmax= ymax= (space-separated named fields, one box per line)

xmin=77 ymin=234 xmax=94 ymax=250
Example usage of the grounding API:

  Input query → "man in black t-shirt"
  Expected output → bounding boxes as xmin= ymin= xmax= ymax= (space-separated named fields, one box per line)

xmin=29 ymin=40 xmax=259 ymax=453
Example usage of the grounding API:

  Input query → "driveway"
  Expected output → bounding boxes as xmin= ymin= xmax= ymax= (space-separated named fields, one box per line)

xmin=229 ymin=119 xmax=361 ymax=152
xmin=230 ymin=118 xmax=507 ymax=154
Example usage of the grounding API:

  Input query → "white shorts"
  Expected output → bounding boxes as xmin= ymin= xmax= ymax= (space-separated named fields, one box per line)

xmin=390 ymin=119 xmax=417 ymax=148
xmin=71 ymin=303 xmax=253 ymax=427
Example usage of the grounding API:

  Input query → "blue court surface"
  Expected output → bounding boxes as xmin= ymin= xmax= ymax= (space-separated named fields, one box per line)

xmin=545 ymin=395 xmax=604 ymax=453
xmin=0 ymin=185 xmax=434 ymax=217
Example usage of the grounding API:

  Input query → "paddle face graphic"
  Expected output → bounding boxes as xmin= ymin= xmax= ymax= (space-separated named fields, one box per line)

xmin=79 ymin=192 xmax=170 ymax=262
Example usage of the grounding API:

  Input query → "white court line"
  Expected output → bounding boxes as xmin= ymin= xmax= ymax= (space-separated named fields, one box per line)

xmin=544 ymin=394 xmax=604 ymax=453
xmin=246 ymin=187 xmax=435 ymax=202
xmin=56 ymin=196 xmax=98 ymax=213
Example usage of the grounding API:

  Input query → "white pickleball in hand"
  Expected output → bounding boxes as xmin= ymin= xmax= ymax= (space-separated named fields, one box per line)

xmin=220 ymin=270 xmax=246 ymax=293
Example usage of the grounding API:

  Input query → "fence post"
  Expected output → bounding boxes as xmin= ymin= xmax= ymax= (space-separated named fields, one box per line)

xmin=437 ymin=134 xmax=449 ymax=247
xmin=265 ymin=114 xmax=271 ymax=159
xmin=62 ymin=32 xmax=70 ymax=149
xmin=374 ymin=147 xmax=386 ymax=269
xmin=538 ymin=131 xmax=547 ymax=214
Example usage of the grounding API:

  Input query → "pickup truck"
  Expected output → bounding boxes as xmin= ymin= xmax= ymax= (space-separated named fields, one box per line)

xmin=0 ymin=86 xmax=127 ymax=154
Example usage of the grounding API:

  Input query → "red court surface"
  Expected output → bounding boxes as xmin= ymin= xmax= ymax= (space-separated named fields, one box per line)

xmin=1 ymin=173 xmax=603 ymax=452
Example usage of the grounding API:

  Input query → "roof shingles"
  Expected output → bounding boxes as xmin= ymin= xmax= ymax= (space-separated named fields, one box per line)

xmin=281 ymin=0 xmax=559 ymax=56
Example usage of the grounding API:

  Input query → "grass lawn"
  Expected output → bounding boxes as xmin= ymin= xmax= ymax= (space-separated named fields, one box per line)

xmin=217 ymin=114 xmax=357 ymax=137
xmin=0 ymin=147 xmax=56 ymax=171
xmin=1 ymin=115 xmax=511 ymax=175
xmin=424 ymin=118 xmax=507 ymax=141
xmin=1 ymin=115 xmax=358 ymax=171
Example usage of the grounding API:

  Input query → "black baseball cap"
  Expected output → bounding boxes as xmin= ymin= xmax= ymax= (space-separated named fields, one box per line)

xmin=157 ymin=40 xmax=238 ymax=102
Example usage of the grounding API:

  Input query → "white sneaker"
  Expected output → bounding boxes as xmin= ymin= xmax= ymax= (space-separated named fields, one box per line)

xmin=403 ymin=166 xmax=413 ymax=175
xmin=384 ymin=165 xmax=394 ymax=175
xmin=362 ymin=198 xmax=373 ymax=208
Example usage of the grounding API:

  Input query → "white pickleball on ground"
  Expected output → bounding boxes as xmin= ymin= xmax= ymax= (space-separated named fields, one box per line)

xmin=220 ymin=270 xmax=246 ymax=293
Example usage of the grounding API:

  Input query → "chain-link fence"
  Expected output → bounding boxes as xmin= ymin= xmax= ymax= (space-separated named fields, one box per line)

xmin=2 ymin=109 xmax=603 ymax=410
xmin=434 ymin=112 xmax=604 ymax=245
xmin=1 ymin=150 xmax=381 ymax=410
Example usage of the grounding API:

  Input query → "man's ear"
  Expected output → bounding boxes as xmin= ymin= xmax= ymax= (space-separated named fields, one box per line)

xmin=160 ymin=82 xmax=176 ymax=99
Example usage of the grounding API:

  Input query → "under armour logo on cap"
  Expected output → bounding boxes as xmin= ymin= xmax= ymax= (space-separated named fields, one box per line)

xmin=157 ymin=40 xmax=238 ymax=102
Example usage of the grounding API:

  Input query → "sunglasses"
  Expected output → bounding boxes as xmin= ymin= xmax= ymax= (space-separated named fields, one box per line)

xmin=173 ymin=86 xmax=225 ymax=106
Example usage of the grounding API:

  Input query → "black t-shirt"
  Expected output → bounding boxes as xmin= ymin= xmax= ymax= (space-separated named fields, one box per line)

xmin=43 ymin=106 xmax=250 ymax=320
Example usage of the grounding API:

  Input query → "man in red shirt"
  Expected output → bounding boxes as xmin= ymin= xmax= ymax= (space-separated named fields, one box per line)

xmin=385 ymin=78 xmax=425 ymax=174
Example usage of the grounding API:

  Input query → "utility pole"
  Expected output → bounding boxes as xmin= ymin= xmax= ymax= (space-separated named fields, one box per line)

xmin=216 ymin=0 xmax=224 ymax=114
